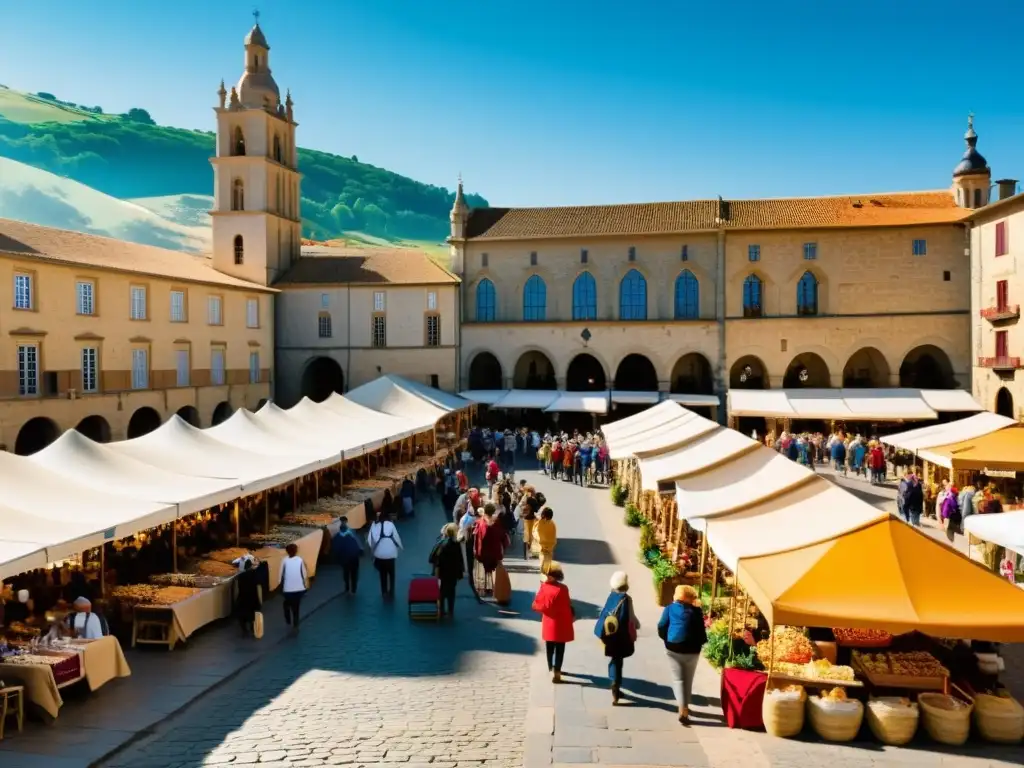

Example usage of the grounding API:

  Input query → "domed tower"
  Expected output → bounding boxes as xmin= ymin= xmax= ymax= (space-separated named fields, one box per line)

xmin=952 ymin=114 xmax=991 ymax=209
xmin=210 ymin=17 xmax=302 ymax=286
xmin=449 ymin=175 xmax=470 ymax=274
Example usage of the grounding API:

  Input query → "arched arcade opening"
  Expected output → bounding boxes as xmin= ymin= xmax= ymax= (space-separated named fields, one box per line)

xmin=843 ymin=347 xmax=891 ymax=388
xmin=126 ymin=407 xmax=161 ymax=439
xmin=783 ymin=352 xmax=831 ymax=389
xmin=512 ymin=351 xmax=556 ymax=390
xmin=15 ymin=417 xmax=60 ymax=456
xmin=671 ymin=353 xmax=715 ymax=418
xmin=211 ymin=401 xmax=234 ymax=426
xmin=468 ymin=352 xmax=503 ymax=390
xmin=566 ymin=353 xmax=607 ymax=392
xmin=728 ymin=355 xmax=769 ymax=438
xmin=899 ymin=345 xmax=955 ymax=389
xmin=301 ymin=356 xmax=345 ymax=403
xmin=176 ymin=405 xmax=201 ymax=427
xmin=996 ymin=387 xmax=1015 ymax=419
xmin=75 ymin=415 xmax=112 ymax=443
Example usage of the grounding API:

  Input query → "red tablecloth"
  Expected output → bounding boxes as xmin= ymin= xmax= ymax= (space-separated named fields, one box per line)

xmin=720 ymin=667 xmax=766 ymax=729
xmin=50 ymin=653 xmax=82 ymax=687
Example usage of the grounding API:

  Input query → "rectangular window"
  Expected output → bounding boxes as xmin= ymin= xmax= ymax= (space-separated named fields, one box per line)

xmin=76 ymin=280 xmax=95 ymax=316
xmin=628 ymin=246 xmax=636 ymax=262
xmin=748 ymin=245 xmax=760 ymax=262
xmin=373 ymin=291 xmax=386 ymax=312
xmin=131 ymin=348 xmax=149 ymax=389
xmin=17 ymin=343 xmax=38 ymax=395
xmin=175 ymin=349 xmax=190 ymax=387
xmin=996 ymin=330 xmax=1009 ymax=359
xmin=208 ymin=295 xmax=223 ymax=325
xmin=681 ymin=245 xmax=689 ymax=262
xmin=912 ymin=239 xmax=927 ymax=256
xmin=481 ymin=252 xmax=489 ymax=268
xmin=426 ymin=315 xmax=440 ymax=347
xmin=529 ymin=251 xmax=537 ymax=266
xmin=318 ymin=312 xmax=332 ymax=338
xmin=211 ymin=348 xmax=226 ymax=386
xmin=372 ymin=315 xmax=387 ymax=348
xmin=14 ymin=273 xmax=33 ymax=310
xmin=170 ymin=289 xmax=186 ymax=322
xmin=129 ymin=285 xmax=147 ymax=320
xmin=249 ymin=351 xmax=260 ymax=384
xmin=321 ymin=293 xmax=330 ymax=308
xmin=996 ymin=221 xmax=1009 ymax=257
xmin=246 ymin=297 xmax=259 ymax=328
xmin=581 ymin=248 xmax=588 ymax=264
xmin=997 ymin=280 xmax=1009 ymax=310
xmin=803 ymin=242 xmax=817 ymax=260
xmin=427 ymin=291 xmax=437 ymax=311
xmin=80 ymin=347 xmax=98 ymax=393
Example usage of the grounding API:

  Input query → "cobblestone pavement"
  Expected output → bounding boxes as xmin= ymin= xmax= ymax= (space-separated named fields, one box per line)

xmin=98 ymin=491 xmax=534 ymax=768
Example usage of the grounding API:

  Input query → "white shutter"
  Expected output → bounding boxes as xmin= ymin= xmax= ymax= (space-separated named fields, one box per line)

xmin=176 ymin=349 xmax=190 ymax=387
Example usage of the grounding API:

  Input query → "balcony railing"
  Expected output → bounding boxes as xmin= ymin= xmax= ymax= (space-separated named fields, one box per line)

xmin=981 ymin=305 xmax=1021 ymax=323
xmin=978 ymin=356 xmax=1023 ymax=370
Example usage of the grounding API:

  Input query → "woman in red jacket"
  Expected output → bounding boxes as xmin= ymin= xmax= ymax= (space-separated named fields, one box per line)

xmin=532 ymin=562 xmax=575 ymax=682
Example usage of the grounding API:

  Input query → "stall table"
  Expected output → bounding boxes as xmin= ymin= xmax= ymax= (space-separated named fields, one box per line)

xmin=131 ymin=580 xmax=234 ymax=651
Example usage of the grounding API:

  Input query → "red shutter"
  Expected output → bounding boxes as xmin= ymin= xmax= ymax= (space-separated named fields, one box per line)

xmin=996 ymin=330 xmax=1008 ymax=359
xmin=996 ymin=221 xmax=1007 ymax=256
xmin=997 ymin=280 xmax=1009 ymax=310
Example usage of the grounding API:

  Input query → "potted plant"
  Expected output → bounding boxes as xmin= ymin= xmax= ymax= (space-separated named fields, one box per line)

xmin=653 ymin=556 xmax=685 ymax=606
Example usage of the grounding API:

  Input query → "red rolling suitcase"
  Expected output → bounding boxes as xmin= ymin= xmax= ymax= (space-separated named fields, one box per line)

xmin=407 ymin=574 xmax=441 ymax=620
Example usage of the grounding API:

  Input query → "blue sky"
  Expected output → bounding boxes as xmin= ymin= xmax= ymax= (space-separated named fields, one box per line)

xmin=3 ymin=0 xmax=1023 ymax=207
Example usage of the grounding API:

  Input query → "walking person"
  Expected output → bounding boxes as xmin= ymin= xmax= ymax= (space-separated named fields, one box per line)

xmin=430 ymin=523 xmax=465 ymax=618
xmin=533 ymin=507 xmax=557 ymax=574
xmin=595 ymin=571 xmax=640 ymax=704
xmin=367 ymin=510 xmax=403 ymax=598
xmin=658 ymin=585 xmax=708 ymax=725
xmin=532 ymin=562 xmax=575 ymax=683
xmin=904 ymin=473 xmax=924 ymax=528
xmin=234 ymin=559 xmax=262 ymax=637
xmin=331 ymin=516 xmax=363 ymax=594
xmin=279 ymin=543 xmax=309 ymax=633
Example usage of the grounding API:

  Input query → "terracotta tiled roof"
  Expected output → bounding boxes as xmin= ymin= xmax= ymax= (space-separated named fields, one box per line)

xmin=0 ymin=217 xmax=274 ymax=291
xmin=464 ymin=191 xmax=967 ymax=240
xmin=275 ymin=245 xmax=458 ymax=285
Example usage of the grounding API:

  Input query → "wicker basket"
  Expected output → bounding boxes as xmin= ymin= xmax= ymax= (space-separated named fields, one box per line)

xmin=807 ymin=696 xmax=864 ymax=742
xmin=918 ymin=693 xmax=973 ymax=746
xmin=763 ymin=686 xmax=807 ymax=738
xmin=866 ymin=697 xmax=919 ymax=745
xmin=974 ymin=694 xmax=1024 ymax=744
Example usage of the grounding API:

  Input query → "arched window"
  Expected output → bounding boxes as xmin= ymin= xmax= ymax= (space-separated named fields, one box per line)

xmin=523 ymin=275 xmax=547 ymax=321
xmin=273 ymin=135 xmax=282 ymax=163
xmin=797 ymin=271 xmax=818 ymax=316
xmin=318 ymin=312 xmax=332 ymax=338
xmin=476 ymin=278 xmax=496 ymax=322
xmin=743 ymin=274 xmax=762 ymax=318
xmin=231 ymin=178 xmax=244 ymax=211
xmin=674 ymin=270 xmax=699 ymax=319
xmin=232 ymin=126 xmax=246 ymax=156
xmin=233 ymin=235 xmax=244 ymax=265
xmin=572 ymin=271 xmax=597 ymax=320
xmin=619 ymin=268 xmax=647 ymax=320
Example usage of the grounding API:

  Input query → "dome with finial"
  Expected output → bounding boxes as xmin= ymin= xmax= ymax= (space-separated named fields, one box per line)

xmin=237 ymin=19 xmax=280 ymax=109
xmin=245 ymin=23 xmax=269 ymax=49
xmin=953 ymin=114 xmax=989 ymax=177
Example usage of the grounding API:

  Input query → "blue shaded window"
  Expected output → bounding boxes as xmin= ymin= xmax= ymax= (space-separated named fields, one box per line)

xmin=743 ymin=274 xmax=763 ymax=317
xmin=912 ymin=239 xmax=927 ymax=256
xmin=628 ymin=246 xmax=636 ymax=262
xmin=476 ymin=278 xmax=496 ymax=322
xmin=523 ymin=275 xmax=547 ymax=321
xmin=803 ymin=242 xmax=817 ymax=260
xmin=674 ymin=270 xmax=699 ymax=319
xmin=572 ymin=271 xmax=597 ymax=321
xmin=681 ymin=245 xmax=689 ymax=261
xmin=797 ymin=271 xmax=818 ymax=315
xmin=748 ymin=244 xmax=760 ymax=262
xmin=619 ymin=268 xmax=647 ymax=320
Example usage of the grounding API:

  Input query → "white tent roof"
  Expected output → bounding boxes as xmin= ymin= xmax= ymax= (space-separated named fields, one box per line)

xmin=207 ymin=408 xmax=336 ymax=462
xmin=458 ymin=390 xmax=509 ymax=405
xmin=728 ymin=388 xmax=980 ymax=421
xmin=728 ymin=390 xmax=795 ymax=416
xmin=251 ymin=402 xmax=349 ymax=458
xmin=320 ymin=393 xmax=427 ymax=439
xmin=699 ymin=478 xmax=888 ymax=571
xmin=493 ymin=390 xmax=560 ymax=410
xmin=602 ymin=400 xmax=685 ymax=442
xmin=291 ymin=398 xmax=399 ymax=457
xmin=29 ymin=430 xmax=240 ymax=515
xmin=882 ymin=412 xmax=1015 ymax=452
xmin=345 ymin=375 xmax=449 ymax=424
xmin=666 ymin=393 xmax=721 ymax=407
xmin=638 ymin=427 xmax=757 ymax=490
xmin=385 ymin=374 xmax=472 ymax=412
xmin=0 ymin=539 xmax=48 ymax=581
xmin=609 ymin=412 xmax=719 ymax=460
xmin=674 ymin=446 xmax=818 ymax=521
xmin=107 ymin=415 xmax=325 ymax=493
xmin=611 ymin=390 xmax=660 ymax=405
xmin=920 ymin=389 xmax=985 ymax=412
xmin=545 ymin=392 xmax=608 ymax=414
xmin=964 ymin=511 xmax=1024 ymax=553
xmin=843 ymin=390 xmax=937 ymax=420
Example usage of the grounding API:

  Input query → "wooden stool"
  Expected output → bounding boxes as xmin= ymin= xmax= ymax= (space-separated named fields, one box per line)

xmin=0 ymin=685 xmax=25 ymax=740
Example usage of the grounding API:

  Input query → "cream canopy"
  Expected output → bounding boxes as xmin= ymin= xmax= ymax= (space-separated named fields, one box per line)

xmin=882 ymin=411 xmax=1014 ymax=453
xmin=608 ymin=410 xmax=718 ymax=460
xmin=638 ymin=427 xmax=757 ymax=490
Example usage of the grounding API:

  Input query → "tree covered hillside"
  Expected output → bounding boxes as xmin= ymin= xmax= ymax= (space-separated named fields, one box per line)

xmin=0 ymin=91 xmax=487 ymax=242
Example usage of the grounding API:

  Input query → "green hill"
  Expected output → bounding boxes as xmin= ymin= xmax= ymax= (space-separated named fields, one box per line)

xmin=0 ymin=87 xmax=487 ymax=243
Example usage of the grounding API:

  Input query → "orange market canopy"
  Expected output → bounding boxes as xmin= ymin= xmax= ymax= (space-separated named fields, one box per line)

xmin=916 ymin=424 xmax=1024 ymax=471
xmin=736 ymin=517 xmax=1024 ymax=642
xmin=881 ymin=411 xmax=1015 ymax=453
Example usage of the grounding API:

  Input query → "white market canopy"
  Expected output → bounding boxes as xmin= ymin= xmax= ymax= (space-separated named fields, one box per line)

xmin=602 ymin=400 xmax=685 ymax=443
xmin=611 ymin=390 xmax=660 ymax=405
xmin=964 ymin=511 xmax=1024 ymax=554
xmin=544 ymin=392 xmax=609 ymax=414
xmin=492 ymin=390 xmax=559 ymax=410
xmin=638 ymin=427 xmax=758 ymax=491
xmin=727 ymin=388 xmax=982 ymax=421
xmin=608 ymin=410 xmax=719 ymax=460
xmin=345 ymin=374 xmax=457 ymax=425
xmin=320 ymin=393 xmax=426 ymax=441
xmin=881 ymin=412 xmax=1015 ymax=453
xmin=666 ymin=393 xmax=721 ymax=407
xmin=458 ymin=390 xmax=510 ymax=405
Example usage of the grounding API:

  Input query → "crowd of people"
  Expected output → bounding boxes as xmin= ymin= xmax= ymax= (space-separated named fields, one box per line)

xmin=767 ymin=430 xmax=892 ymax=483
xmin=466 ymin=426 xmax=613 ymax=487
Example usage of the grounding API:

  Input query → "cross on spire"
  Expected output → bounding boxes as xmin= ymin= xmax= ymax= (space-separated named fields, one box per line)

xmin=253 ymin=8 xmax=260 ymax=24
xmin=968 ymin=112 xmax=974 ymax=130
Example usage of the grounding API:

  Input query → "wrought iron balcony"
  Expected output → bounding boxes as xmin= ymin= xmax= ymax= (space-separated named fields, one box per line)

xmin=978 ymin=356 xmax=1023 ymax=370
xmin=981 ymin=304 xmax=1020 ymax=323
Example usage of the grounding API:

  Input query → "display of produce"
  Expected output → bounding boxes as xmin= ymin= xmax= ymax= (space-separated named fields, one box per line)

xmin=281 ymin=512 xmax=337 ymax=527
xmin=756 ymin=626 xmax=814 ymax=666
xmin=820 ymin=687 xmax=849 ymax=701
xmin=853 ymin=651 xmax=949 ymax=677
xmin=150 ymin=573 xmax=226 ymax=589
xmin=3 ymin=621 xmax=40 ymax=637
xmin=193 ymin=559 xmax=238 ymax=578
xmin=111 ymin=584 xmax=202 ymax=606
xmin=832 ymin=627 xmax=893 ymax=647
xmin=771 ymin=660 xmax=857 ymax=682
xmin=204 ymin=548 xmax=252 ymax=564
xmin=246 ymin=529 xmax=296 ymax=546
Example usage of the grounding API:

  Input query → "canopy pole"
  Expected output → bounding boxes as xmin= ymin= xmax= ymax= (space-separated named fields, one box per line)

xmin=767 ymin=625 xmax=776 ymax=686
xmin=264 ymin=493 xmax=270 ymax=533
xmin=339 ymin=459 xmax=344 ymax=492
xmin=292 ymin=482 xmax=298 ymax=512
xmin=315 ymin=471 xmax=319 ymax=501
xmin=99 ymin=544 xmax=106 ymax=598
xmin=710 ymin=554 xmax=719 ymax=604
xmin=726 ymin=591 xmax=737 ymax=661
xmin=234 ymin=499 xmax=240 ymax=546
xmin=172 ymin=522 xmax=178 ymax=573
xmin=697 ymin=535 xmax=708 ymax=597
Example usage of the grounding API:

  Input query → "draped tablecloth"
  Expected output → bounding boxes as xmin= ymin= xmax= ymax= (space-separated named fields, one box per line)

xmin=76 ymin=635 xmax=131 ymax=690
xmin=0 ymin=659 xmax=62 ymax=718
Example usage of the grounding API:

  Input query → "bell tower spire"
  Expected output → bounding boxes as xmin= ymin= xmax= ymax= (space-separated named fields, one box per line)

xmin=952 ymin=113 xmax=991 ymax=209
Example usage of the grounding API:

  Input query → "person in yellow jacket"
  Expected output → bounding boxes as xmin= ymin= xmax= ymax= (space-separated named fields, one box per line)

xmin=537 ymin=441 xmax=551 ymax=475
xmin=532 ymin=507 xmax=557 ymax=574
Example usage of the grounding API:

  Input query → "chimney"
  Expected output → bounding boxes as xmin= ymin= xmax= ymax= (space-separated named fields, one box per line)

xmin=716 ymin=196 xmax=730 ymax=224
xmin=997 ymin=179 xmax=1019 ymax=201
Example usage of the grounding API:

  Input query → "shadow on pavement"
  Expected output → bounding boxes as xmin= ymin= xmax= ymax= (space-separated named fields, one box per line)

xmin=554 ymin=537 xmax=619 ymax=566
